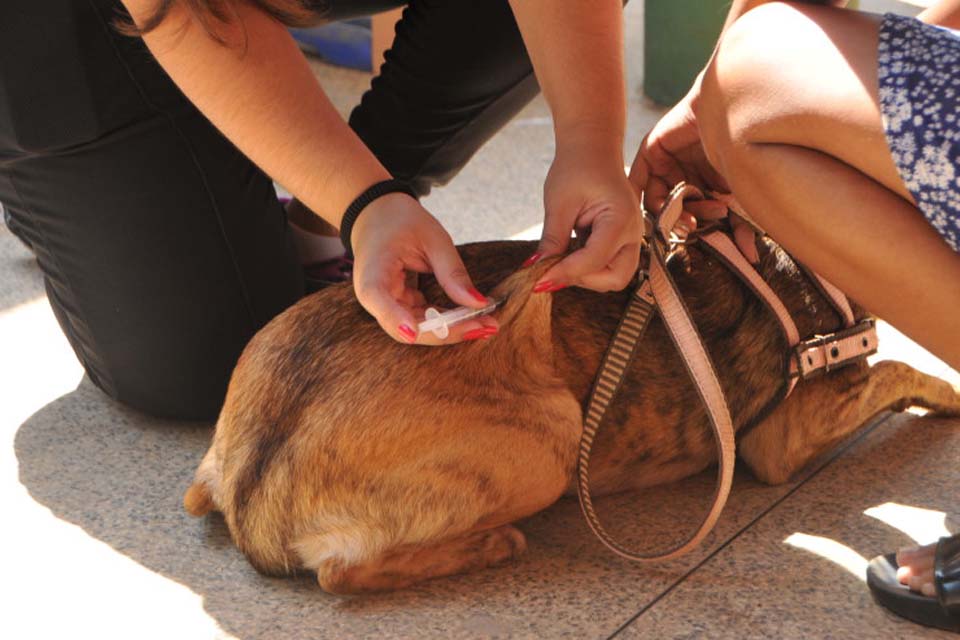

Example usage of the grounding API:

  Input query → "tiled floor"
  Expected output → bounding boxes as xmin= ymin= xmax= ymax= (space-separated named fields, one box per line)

xmin=2 ymin=1 xmax=958 ymax=639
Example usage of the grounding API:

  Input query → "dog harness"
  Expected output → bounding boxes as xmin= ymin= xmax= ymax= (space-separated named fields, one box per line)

xmin=576 ymin=183 xmax=878 ymax=561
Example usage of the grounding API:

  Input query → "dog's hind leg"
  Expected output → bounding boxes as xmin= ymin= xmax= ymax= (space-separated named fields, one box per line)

xmin=739 ymin=360 xmax=960 ymax=485
xmin=314 ymin=525 xmax=527 ymax=594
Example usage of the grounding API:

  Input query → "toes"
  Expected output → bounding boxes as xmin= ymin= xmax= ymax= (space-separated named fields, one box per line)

xmin=897 ymin=565 xmax=913 ymax=585
xmin=909 ymin=568 xmax=935 ymax=593
xmin=895 ymin=541 xmax=939 ymax=596
xmin=896 ymin=541 xmax=937 ymax=568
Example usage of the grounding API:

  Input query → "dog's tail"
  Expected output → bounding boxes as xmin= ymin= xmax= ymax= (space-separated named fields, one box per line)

xmin=184 ymin=481 xmax=214 ymax=516
xmin=183 ymin=443 xmax=220 ymax=516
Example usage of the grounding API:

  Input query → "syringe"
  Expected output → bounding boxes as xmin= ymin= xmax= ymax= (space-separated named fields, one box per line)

xmin=417 ymin=297 xmax=504 ymax=339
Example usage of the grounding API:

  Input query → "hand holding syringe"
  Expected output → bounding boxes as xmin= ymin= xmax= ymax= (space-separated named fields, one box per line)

xmin=417 ymin=297 xmax=504 ymax=339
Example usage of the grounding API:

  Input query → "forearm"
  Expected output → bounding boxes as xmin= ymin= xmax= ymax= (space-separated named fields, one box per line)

xmin=121 ymin=0 xmax=389 ymax=228
xmin=507 ymin=0 xmax=626 ymax=157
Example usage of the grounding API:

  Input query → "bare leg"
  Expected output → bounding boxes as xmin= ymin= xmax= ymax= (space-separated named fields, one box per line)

xmin=740 ymin=360 xmax=960 ymax=485
xmin=696 ymin=2 xmax=960 ymax=369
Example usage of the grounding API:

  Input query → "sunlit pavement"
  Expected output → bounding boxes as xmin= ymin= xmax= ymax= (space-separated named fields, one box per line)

xmin=3 ymin=2 xmax=957 ymax=638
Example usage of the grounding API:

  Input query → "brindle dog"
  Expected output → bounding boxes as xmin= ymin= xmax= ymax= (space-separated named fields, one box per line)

xmin=183 ymin=239 xmax=960 ymax=593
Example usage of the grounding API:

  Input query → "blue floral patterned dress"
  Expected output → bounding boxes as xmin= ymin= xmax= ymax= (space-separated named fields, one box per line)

xmin=877 ymin=13 xmax=960 ymax=253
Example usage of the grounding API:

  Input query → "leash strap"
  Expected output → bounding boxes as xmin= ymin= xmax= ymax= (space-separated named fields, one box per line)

xmin=576 ymin=185 xmax=737 ymax=562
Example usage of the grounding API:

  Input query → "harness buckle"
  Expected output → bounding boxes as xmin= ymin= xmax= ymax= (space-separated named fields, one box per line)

xmin=791 ymin=318 xmax=878 ymax=380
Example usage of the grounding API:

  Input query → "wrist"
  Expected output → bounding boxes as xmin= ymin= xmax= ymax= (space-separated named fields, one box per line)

xmin=555 ymin=120 xmax=625 ymax=160
xmin=340 ymin=180 xmax=418 ymax=257
xmin=554 ymin=129 xmax=625 ymax=174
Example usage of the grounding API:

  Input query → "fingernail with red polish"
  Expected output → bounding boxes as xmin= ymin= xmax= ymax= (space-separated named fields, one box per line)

xmin=398 ymin=324 xmax=417 ymax=342
xmin=463 ymin=327 xmax=498 ymax=341
xmin=468 ymin=287 xmax=488 ymax=303
xmin=533 ymin=281 xmax=554 ymax=293
xmin=522 ymin=253 xmax=542 ymax=268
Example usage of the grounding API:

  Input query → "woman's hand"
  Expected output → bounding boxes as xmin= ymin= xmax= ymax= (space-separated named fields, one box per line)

xmin=530 ymin=141 xmax=644 ymax=293
xmin=350 ymin=194 xmax=498 ymax=345
xmin=628 ymin=76 xmax=729 ymax=217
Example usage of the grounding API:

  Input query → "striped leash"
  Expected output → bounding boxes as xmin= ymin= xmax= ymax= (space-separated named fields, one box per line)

xmin=576 ymin=183 xmax=737 ymax=561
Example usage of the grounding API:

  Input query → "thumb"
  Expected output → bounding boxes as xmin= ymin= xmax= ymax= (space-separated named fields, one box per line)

xmin=425 ymin=237 xmax=488 ymax=309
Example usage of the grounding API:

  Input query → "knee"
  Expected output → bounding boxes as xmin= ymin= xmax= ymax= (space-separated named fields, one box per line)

xmin=107 ymin=352 xmax=235 ymax=421
xmin=79 ymin=328 xmax=245 ymax=421
xmin=695 ymin=2 xmax=818 ymax=175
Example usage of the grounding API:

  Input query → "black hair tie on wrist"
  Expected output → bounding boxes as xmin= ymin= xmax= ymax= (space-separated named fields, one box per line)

xmin=339 ymin=178 xmax=418 ymax=258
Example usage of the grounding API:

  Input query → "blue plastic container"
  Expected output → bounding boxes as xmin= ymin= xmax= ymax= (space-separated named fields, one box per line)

xmin=290 ymin=19 xmax=372 ymax=71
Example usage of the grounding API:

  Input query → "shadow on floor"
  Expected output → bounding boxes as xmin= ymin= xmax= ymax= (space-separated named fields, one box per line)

xmin=14 ymin=375 xmax=825 ymax=639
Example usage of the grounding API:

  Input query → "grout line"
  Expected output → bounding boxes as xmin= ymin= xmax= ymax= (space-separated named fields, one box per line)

xmin=605 ymin=411 xmax=897 ymax=639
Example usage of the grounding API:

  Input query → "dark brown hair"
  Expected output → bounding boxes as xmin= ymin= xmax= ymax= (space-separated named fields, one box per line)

xmin=118 ymin=0 xmax=326 ymax=41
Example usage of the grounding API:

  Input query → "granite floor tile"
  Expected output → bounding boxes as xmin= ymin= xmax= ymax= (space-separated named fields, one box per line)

xmin=617 ymin=411 xmax=960 ymax=640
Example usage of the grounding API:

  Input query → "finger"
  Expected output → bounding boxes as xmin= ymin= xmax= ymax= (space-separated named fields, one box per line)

xmin=680 ymin=144 xmax=730 ymax=194
xmin=424 ymin=235 xmax=489 ymax=309
xmin=655 ymin=149 xmax=687 ymax=192
xmin=575 ymin=242 xmax=641 ymax=292
xmin=398 ymin=285 xmax=427 ymax=312
xmin=356 ymin=274 xmax=423 ymax=344
xmin=641 ymin=118 xmax=698 ymax=183
xmin=640 ymin=141 xmax=685 ymax=194
xmin=537 ymin=210 xmax=574 ymax=259
xmin=643 ymin=175 xmax=671 ymax=214
xmin=414 ymin=313 xmax=501 ymax=346
xmin=538 ymin=215 xmax=632 ymax=288
xmin=676 ymin=211 xmax=697 ymax=236
xmin=684 ymin=199 xmax=729 ymax=220
xmin=627 ymin=138 xmax=650 ymax=198
xmin=358 ymin=269 xmax=500 ymax=346
xmin=651 ymin=107 xmax=702 ymax=158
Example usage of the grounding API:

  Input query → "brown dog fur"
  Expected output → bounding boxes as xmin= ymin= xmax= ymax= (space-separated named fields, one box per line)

xmin=184 ymin=239 xmax=960 ymax=593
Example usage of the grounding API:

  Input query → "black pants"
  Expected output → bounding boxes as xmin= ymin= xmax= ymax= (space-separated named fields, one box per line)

xmin=0 ymin=0 xmax=539 ymax=419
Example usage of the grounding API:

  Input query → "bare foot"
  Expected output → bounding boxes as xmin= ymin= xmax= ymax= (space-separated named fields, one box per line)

xmin=897 ymin=542 xmax=937 ymax=597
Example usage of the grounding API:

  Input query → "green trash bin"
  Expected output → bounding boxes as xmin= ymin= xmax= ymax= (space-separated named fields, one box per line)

xmin=643 ymin=0 xmax=728 ymax=107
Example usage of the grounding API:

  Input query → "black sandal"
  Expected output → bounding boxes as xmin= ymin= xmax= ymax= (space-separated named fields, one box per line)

xmin=867 ymin=534 xmax=960 ymax=633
